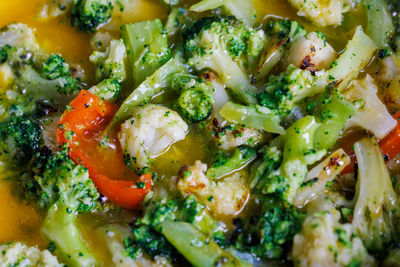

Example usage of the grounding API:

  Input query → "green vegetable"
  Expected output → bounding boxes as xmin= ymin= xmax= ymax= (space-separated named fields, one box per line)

xmin=88 ymin=78 xmax=121 ymax=102
xmin=30 ymin=149 xmax=99 ymax=266
xmin=190 ymin=0 xmax=257 ymax=27
xmin=363 ymin=0 xmax=394 ymax=49
xmin=257 ymin=65 xmax=329 ymax=117
xmin=183 ymin=16 xmax=264 ymax=105
xmin=251 ymin=116 xmax=326 ymax=203
xmin=171 ymin=73 xmax=214 ymax=122
xmin=121 ymin=19 xmax=171 ymax=87
xmin=219 ymin=101 xmax=285 ymax=134
xmin=206 ymin=146 xmax=256 ymax=179
xmin=159 ymin=221 xmax=249 ymax=267
xmin=71 ymin=0 xmax=113 ymax=32
xmin=328 ymin=26 xmax=376 ymax=92
xmin=306 ymin=86 xmax=355 ymax=150
xmin=42 ymin=54 xmax=71 ymax=80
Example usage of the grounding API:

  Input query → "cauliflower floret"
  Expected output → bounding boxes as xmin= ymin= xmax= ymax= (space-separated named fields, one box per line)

xmin=292 ymin=199 xmax=375 ymax=267
xmin=376 ymin=55 xmax=400 ymax=84
xmin=38 ymin=0 xmax=74 ymax=19
xmin=0 ymin=23 xmax=38 ymax=52
xmin=177 ymin=161 xmax=249 ymax=217
xmin=285 ymin=32 xmax=337 ymax=71
xmin=288 ymin=0 xmax=345 ymax=27
xmin=344 ymin=75 xmax=397 ymax=139
xmin=0 ymin=242 xmax=63 ymax=267
xmin=118 ymin=104 xmax=188 ymax=169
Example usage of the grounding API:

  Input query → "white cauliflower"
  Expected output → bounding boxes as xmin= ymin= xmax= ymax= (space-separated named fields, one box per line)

xmin=376 ymin=55 xmax=400 ymax=84
xmin=0 ymin=242 xmax=63 ymax=267
xmin=292 ymin=198 xmax=375 ymax=267
xmin=344 ymin=75 xmax=397 ymax=139
xmin=118 ymin=104 xmax=188 ymax=169
xmin=0 ymin=23 xmax=38 ymax=52
xmin=38 ymin=0 xmax=74 ymax=19
xmin=285 ymin=32 xmax=337 ymax=71
xmin=177 ymin=161 xmax=249 ymax=217
xmin=288 ymin=0 xmax=353 ymax=27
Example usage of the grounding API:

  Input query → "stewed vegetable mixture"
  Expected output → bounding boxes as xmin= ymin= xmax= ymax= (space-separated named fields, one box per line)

xmin=1 ymin=0 xmax=400 ymax=266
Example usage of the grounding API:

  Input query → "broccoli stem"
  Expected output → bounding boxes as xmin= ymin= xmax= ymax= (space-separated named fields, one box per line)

xmin=219 ymin=101 xmax=285 ymax=134
xmin=159 ymin=221 xmax=250 ymax=267
xmin=328 ymin=26 xmax=376 ymax=92
xmin=206 ymin=146 xmax=257 ymax=180
xmin=103 ymin=56 xmax=188 ymax=134
xmin=312 ymin=88 xmax=355 ymax=150
xmin=41 ymin=204 xmax=97 ymax=267
xmin=121 ymin=19 xmax=171 ymax=87
xmin=363 ymin=0 xmax=394 ymax=49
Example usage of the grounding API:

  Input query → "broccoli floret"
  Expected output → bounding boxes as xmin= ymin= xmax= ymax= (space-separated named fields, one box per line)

xmin=0 ymin=242 xmax=64 ymax=266
xmin=89 ymin=39 xmax=126 ymax=83
xmin=233 ymin=195 xmax=304 ymax=259
xmin=27 ymin=148 xmax=100 ymax=266
xmin=71 ymin=0 xmax=113 ymax=32
xmin=352 ymin=138 xmax=400 ymax=251
xmin=256 ymin=65 xmax=329 ymax=117
xmin=0 ymin=116 xmax=41 ymax=165
xmin=42 ymin=54 xmax=71 ymax=80
xmin=183 ymin=16 xmax=264 ymax=105
xmin=121 ymin=19 xmax=171 ymax=87
xmin=206 ymin=146 xmax=256 ymax=179
xmin=250 ymin=116 xmax=326 ymax=203
xmin=171 ymin=73 xmax=214 ymax=122
xmin=88 ymin=78 xmax=121 ymax=101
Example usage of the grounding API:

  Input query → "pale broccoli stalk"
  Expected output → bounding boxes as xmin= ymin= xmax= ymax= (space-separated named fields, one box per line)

xmin=363 ymin=0 xmax=394 ymax=49
xmin=257 ymin=65 xmax=329 ymax=117
xmin=32 ymin=149 xmax=100 ymax=266
xmin=165 ymin=7 xmax=192 ymax=39
xmin=206 ymin=146 xmax=256 ymax=179
xmin=121 ymin=19 xmax=171 ymax=87
xmin=137 ymin=193 xmax=247 ymax=266
xmin=293 ymin=149 xmax=350 ymax=208
xmin=255 ymin=19 xmax=306 ymax=84
xmin=0 ymin=242 xmax=64 ymax=266
xmin=103 ymin=55 xmax=188 ymax=133
xmin=190 ymin=0 xmax=257 ymax=27
xmin=219 ymin=101 xmax=285 ymax=134
xmin=71 ymin=0 xmax=113 ymax=32
xmin=328 ymin=26 xmax=377 ymax=92
xmin=292 ymin=197 xmax=376 ymax=267
xmin=352 ymin=138 xmax=400 ymax=251
xmin=88 ymin=79 xmax=121 ymax=101
xmin=251 ymin=116 xmax=326 ymax=203
xmin=170 ymin=73 xmax=214 ymax=122
xmin=160 ymin=221 xmax=250 ymax=267
xmin=306 ymin=86 xmax=355 ymax=150
xmin=183 ymin=16 xmax=265 ymax=105
xmin=89 ymin=39 xmax=126 ymax=83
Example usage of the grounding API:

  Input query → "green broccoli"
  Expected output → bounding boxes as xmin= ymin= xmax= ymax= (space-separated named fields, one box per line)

xmin=256 ymin=65 xmax=329 ymax=117
xmin=352 ymin=138 xmax=400 ymax=251
xmin=190 ymin=0 xmax=257 ymax=27
xmin=183 ymin=16 xmax=264 ymax=105
xmin=71 ymin=0 xmax=113 ymax=32
xmin=206 ymin=146 xmax=256 ymax=180
xmin=88 ymin=78 xmax=121 ymax=101
xmin=305 ymin=86 xmax=355 ymax=150
xmin=42 ymin=54 xmax=71 ymax=80
xmin=121 ymin=19 xmax=171 ymax=87
xmin=25 ymin=148 xmax=100 ymax=266
xmin=255 ymin=19 xmax=306 ymax=84
xmin=233 ymin=195 xmax=304 ymax=259
xmin=170 ymin=73 xmax=214 ymax=122
xmin=250 ymin=116 xmax=326 ymax=203
xmin=89 ymin=39 xmax=126 ymax=83
xmin=0 ymin=116 xmax=41 ymax=165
